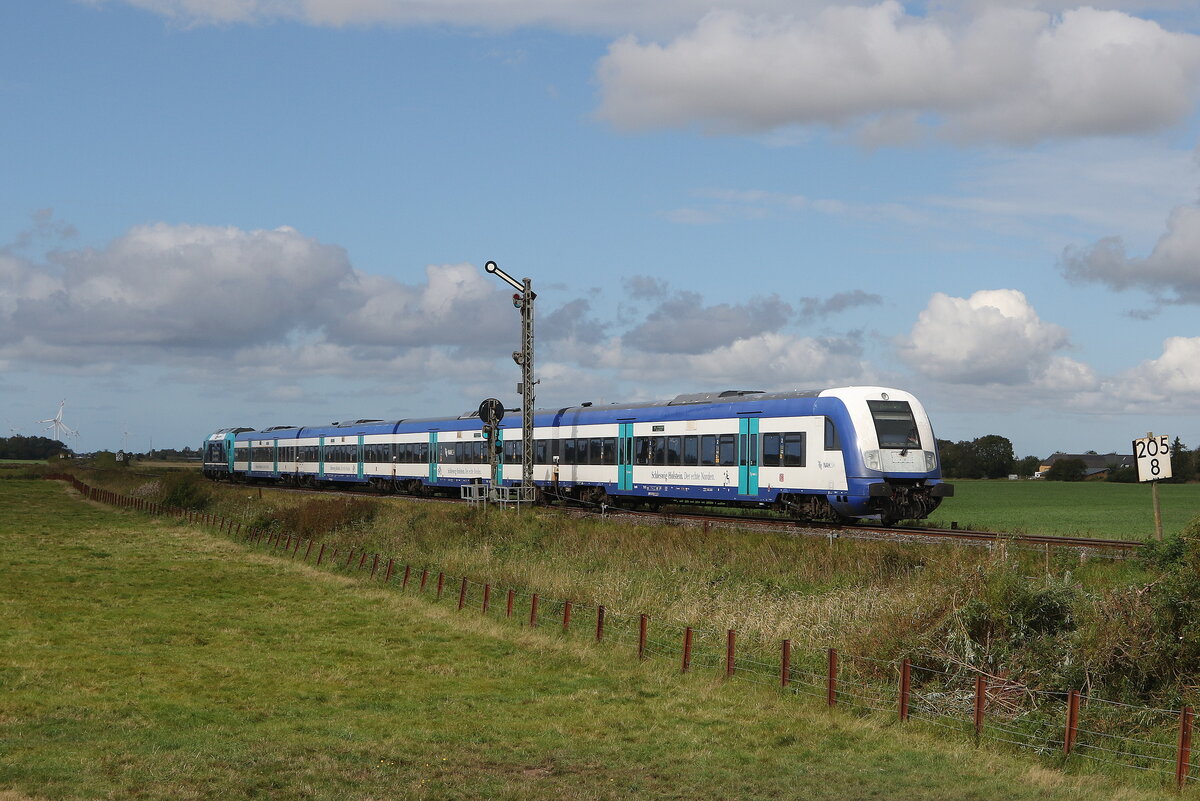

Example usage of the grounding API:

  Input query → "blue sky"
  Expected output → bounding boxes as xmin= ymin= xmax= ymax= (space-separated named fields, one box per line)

xmin=3 ymin=0 xmax=1199 ymax=458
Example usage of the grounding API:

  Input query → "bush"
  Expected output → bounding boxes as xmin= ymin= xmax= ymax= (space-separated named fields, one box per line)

xmin=1044 ymin=458 xmax=1086 ymax=481
xmin=160 ymin=473 xmax=212 ymax=511
xmin=250 ymin=498 xmax=382 ymax=540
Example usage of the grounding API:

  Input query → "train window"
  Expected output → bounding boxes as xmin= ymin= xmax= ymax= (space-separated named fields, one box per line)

xmin=825 ymin=417 xmax=840 ymax=451
xmin=666 ymin=436 xmax=681 ymax=466
xmin=563 ymin=438 xmax=576 ymax=465
xmin=762 ymin=434 xmax=781 ymax=467
xmin=635 ymin=438 xmax=650 ymax=466
xmin=682 ymin=436 xmax=698 ymax=466
xmin=700 ymin=435 xmax=716 ymax=466
xmin=867 ymin=401 xmax=919 ymax=449
xmin=535 ymin=439 xmax=548 ymax=464
xmin=651 ymin=436 xmax=667 ymax=466
xmin=718 ymin=434 xmax=737 ymax=466
xmin=599 ymin=438 xmax=615 ymax=465
xmin=783 ymin=433 xmax=806 ymax=467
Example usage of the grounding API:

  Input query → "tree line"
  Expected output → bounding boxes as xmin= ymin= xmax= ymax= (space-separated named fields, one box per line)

xmin=937 ymin=435 xmax=1198 ymax=482
xmin=0 ymin=435 xmax=70 ymax=460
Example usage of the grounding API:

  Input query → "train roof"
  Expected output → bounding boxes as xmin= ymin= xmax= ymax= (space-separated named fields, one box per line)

xmin=223 ymin=387 xmax=913 ymax=441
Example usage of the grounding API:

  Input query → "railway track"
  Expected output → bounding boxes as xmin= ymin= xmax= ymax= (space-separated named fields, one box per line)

xmin=566 ymin=504 xmax=1142 ymax=555
xmin=221 ymin=480 xmax=1145 ymax=556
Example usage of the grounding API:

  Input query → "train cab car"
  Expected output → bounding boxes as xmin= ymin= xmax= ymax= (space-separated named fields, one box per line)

xmin=202 ymin=427 xmax=252 ymax=481
xmin=821 ymin=387 xmax=953 ymax=524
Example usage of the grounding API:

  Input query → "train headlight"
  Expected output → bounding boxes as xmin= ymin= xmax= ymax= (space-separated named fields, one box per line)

xmin=925 ymin=451 xmax=936 ymax=472
xmin=864 ymin=450 xmax=882 ymax=471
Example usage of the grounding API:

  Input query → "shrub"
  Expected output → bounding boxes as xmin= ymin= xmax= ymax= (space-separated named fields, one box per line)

xmin=160 ymin=473 xmax=212 ymax=511
xmin=269 ymin=498 xmax=382 ymax=540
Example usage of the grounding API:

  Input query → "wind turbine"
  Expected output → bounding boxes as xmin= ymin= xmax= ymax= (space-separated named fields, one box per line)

xmin=39 ymin=400 xmax=78 ymax=443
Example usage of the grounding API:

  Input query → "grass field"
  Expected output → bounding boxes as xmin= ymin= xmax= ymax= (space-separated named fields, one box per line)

xmin=0 ymin=479 xmax=1176 ymax=800
xmin=926 ymin=479 xmax=1200 ymax=539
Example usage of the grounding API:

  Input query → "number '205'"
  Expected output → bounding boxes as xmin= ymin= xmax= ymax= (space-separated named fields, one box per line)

xmin=1135 ymin=436 xmax=1171 ymax=458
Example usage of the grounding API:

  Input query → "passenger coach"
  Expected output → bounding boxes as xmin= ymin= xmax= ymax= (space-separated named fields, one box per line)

xmin=203 ymin=386 xmax=952 ymax=524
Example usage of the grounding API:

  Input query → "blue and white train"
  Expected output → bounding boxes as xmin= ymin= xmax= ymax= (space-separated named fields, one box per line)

xmin=202 ymin=386 xmax=953 ymax=523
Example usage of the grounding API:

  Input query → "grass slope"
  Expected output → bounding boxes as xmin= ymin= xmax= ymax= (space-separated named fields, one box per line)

xmin=0 ymin=480 xmax=1172 ymax=800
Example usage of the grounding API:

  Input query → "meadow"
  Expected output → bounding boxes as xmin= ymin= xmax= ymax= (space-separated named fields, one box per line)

xmin=0 ymin=479 xmax=1176 ymax=800
xmin=926 ymin=479 xmax=1200 ymax=540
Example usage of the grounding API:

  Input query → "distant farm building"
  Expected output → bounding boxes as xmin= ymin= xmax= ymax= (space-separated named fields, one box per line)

xmin=1036 ymin=452 xmax=1134 ymax=480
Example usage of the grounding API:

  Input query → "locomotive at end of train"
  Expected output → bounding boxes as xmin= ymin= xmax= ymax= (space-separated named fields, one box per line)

xmin=202 ymin=385 xmax=952 ymax=525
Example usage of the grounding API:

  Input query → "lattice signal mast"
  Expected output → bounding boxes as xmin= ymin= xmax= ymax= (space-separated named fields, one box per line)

xmin=484 ymin=261 xmax=535 ymax=490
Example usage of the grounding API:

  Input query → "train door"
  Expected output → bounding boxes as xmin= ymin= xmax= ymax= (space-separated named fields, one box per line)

xmin=493 ymin=427 xmax=504 ymax=485
xmin=428 ymin=431 xmax=438 ymax=484
xmin=273 ymin=438 xmax=279 ymax=475
xmin=318 ymin=436 xmax=325 ymax=478
xmin=617 ymin=423 xmax=634 ymax=491
xmin=738 ymin=417 xmax=760 ymax=496
xmin=357 ymin=434 xmax=364 ymax=480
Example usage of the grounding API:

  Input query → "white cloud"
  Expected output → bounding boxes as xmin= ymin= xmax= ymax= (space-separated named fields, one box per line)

xmin=596 ymin=3 xmax=1200 ymax=144
xmin=622 ymin=290 xmax=793 ymax=354
xmin=87 ymin=0 xmax=819 ymax=35
xmin=601 ymin=331 xmax=871 ymax=389
xmin=1105 ymin=336 xmax=1200 ymax=408
xmin=1062 ymin=205 xmax=1200 ymax=304
xmin=897 ymin=289 xmax=1073 ymax=384
xmin=4 ymin=223 xmax=353 ymax=349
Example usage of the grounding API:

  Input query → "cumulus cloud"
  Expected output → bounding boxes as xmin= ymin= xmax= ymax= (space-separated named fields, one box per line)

xmin=622 ymin=290 xmax=793 ymax=354
xmin=1061 ymin=205 xmax=1200 ymax=305
xmin=0 ymin=222 xmax=548 ymax=372
xmin=3 ymin=223 xmax=353 ymax=349
xmin=86 ymin=0 xmax=815 ymax=35
xmin=600 ymin=331 xmax=871 ymax=389
xmin=1106 ymin=336 xmax=1200 ymax=407
xmin=897 ymin=289 xmax=1077 ymax=384
xmin=596 ymin=3 xmax=1200 ymax=144
xmin=799 ymin=290 xmax=882 ymax=317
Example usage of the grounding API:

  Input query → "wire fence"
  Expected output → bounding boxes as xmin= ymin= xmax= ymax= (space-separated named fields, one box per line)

xmin=49 ymin=473 xmax=1199 ymax=791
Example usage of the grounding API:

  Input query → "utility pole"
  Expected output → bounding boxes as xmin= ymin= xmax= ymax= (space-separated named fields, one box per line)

xmin=485 ymin=261 xmax=536 ymax=493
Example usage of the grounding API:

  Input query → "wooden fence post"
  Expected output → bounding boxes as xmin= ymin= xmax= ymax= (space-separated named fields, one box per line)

xmin=316 ymin=543 xmax=326 ymax=565
xmin=529 ymin=593 xmax=539 ymax=627
xmin=827 ymin=648 xmax=838 ymax=707
xmin=506 ymin=589 xmax=515 ymax=618
xmin=436 ymin=572 xmax=445 ymax=599
xmin=781 ymin=639 xmax=791 ymax=689
xmin=384 ymin=559 xmax=395 ymax=583
xmin=457 ymin=577 xmax=468 ymax=610
xmin=562 ymin=601 xmax=572 ymax=633
xmin=1178 ymin=705 xmax=1194 ymax=790
xmin=1064 ymin=689 xmax=1081 ymax=755
xmin=899 ymin=658 xmax=911 ymax=722
xmin=483 ymin=584 xmax=491 ymax=614
xmin=682 ymin=627 xmax=693 ymax=673
xmin=596 ymin=606 xmax=605 ymax=643
xmin=974 ymin=676 xmax=987 ymax=743
xmin=402 ymin=564 xmax=411 ymax=589
xmin=420 ymin=568 xmax=428 ymax=591
xmin=726 ymin=630 xmax=736 ymax=679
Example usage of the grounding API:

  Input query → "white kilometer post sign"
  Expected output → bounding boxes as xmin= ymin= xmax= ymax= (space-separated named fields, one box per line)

xmin=1132 ymin=432 xmax=1172 ymax=541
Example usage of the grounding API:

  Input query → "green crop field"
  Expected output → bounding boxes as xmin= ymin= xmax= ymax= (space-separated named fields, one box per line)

xmin=926 ymin=479 xmax=1200 ymax=540
xmin=0 ymin=479 xmax=1173 ymax=801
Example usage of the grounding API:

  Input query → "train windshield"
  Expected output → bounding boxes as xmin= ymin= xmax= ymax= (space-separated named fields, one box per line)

xmin=867 ymin=400 xmax=921 ymax=450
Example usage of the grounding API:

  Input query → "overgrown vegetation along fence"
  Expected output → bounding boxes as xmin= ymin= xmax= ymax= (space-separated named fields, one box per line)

xmin=47 ymin=473 xmax=1199 ymax=790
